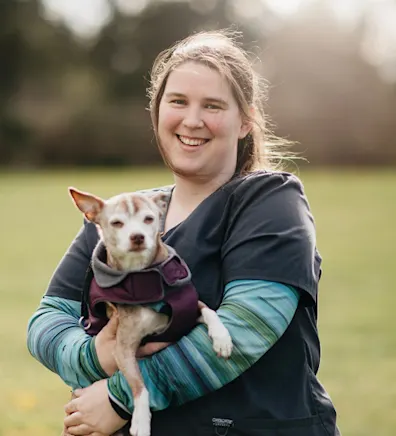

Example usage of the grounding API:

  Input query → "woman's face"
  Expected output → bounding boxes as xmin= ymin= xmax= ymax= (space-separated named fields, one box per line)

xmin=157 ymin=61 xmax=250 ymax=182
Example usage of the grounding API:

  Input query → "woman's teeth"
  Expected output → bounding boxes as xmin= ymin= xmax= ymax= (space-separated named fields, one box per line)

xmin=178 ymin=135 xmax=208 ymax=146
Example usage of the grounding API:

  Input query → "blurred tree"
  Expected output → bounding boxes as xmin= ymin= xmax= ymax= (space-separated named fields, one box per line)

xmin=89 ymin=0 xmax=261 ymax=101
xmin=0 ymin=0 xmax=395 ymax=167
xmin=261 ymin=1 xmax=396 ymax=165
xmin=0 ymin=0 xmax=30 ymax=163
xmin=0 ymin=0 xmax=88 ymax=165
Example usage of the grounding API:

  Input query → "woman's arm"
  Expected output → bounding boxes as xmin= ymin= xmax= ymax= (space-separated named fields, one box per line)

xmin=26 ymin=222 xmax=107 ymax=390
xmin=108 ymin=279 xmax=299 ymax=415
xmin=27 ymin=295 xmax=107 ymax=389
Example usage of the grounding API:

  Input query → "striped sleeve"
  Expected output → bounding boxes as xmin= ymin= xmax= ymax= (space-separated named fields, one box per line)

xmin=108 ymin=279 xmax=299 ymax=414
xmin=26 ymin=296 xmax=107 ymax=390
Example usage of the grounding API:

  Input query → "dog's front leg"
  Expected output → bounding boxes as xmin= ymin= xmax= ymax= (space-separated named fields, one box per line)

xmin=115 ymin=307 xmax=151 ymax=436
xmin=197 ymin=301 xmax=233 ymax=358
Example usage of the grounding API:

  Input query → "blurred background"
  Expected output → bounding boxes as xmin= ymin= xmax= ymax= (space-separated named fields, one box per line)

xmin=1 ymin=0 xmax=396 ymax=166
xmin=1 ymin=0 xmax=395 ymax=435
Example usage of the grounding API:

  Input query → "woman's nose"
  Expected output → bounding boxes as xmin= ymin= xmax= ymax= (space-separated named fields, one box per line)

xmin=182 ymin=108 xmax=204 ymax=129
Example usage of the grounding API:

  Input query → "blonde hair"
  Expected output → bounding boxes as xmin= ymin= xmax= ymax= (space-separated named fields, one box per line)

xmin=148 ymin=29 xmax=291 ymax=174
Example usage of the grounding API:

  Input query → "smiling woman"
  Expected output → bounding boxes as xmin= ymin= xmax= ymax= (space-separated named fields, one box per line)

xmin=27 ymin=29 xmax=340 ymax=436
xmin=148 ymin=31 xmax=285 ymax=180
xmin=156 ymin=62 xmax=250 ymax=182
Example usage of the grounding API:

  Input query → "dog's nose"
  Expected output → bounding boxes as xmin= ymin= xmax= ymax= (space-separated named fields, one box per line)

xmin=130 ymin=233 xmax=145 ymax=245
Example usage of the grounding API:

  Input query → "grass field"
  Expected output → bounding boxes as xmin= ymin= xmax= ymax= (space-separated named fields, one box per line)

xmin=0 ymin=167 xmax=395 ymax=436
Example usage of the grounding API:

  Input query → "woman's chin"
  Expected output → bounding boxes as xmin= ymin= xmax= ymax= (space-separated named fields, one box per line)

xmin=172 ymin=165 xmax=203 ymax=178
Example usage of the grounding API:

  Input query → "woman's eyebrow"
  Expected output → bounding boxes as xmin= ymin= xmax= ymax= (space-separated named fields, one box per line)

xmin=164 ymin=92 xmax=186 ymax=99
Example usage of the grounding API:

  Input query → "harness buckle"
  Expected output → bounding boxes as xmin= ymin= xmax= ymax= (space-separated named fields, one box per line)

xmin=78 ymin=316 xmax=92 ymax=331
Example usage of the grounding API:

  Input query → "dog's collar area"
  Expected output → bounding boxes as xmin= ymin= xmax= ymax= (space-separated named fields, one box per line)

xmin=83 ymin=243 xmax=199 ymax=341
xmin=91 ymin=242 xmax=191 ymax=289
xmin=84 ymin=255 xmax=199 ymax=341
xmin=89 ymin=251 xmax=194 ymax=311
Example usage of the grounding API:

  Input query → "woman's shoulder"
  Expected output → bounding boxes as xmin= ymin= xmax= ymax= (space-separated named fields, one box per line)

xmin=226 ymin=170 xmax=305 ymax=200
xmin=136 ymin=185 xmax=174 ymax=196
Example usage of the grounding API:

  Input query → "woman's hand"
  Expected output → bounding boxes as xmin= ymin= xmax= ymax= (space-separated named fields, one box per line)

xmin=64 ymin=379 xmax=127 ymax=435
xmin=136 ymin=341 xmax=172 ymax=358
xmin=95 ymin=315 xmax=119 ymax=376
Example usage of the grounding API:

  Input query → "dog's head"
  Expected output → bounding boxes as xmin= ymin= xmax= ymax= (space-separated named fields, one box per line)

xmin=69 ymin=187 xmax=168 ymax=271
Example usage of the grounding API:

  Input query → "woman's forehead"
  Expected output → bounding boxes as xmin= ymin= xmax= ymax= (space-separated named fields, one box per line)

xmin=165 ymin=61 xmax=233 ymax=99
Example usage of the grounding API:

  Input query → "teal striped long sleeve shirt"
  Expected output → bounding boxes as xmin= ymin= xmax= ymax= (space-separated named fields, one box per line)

xmin=27 ymin=279 xmax=299 ymax=414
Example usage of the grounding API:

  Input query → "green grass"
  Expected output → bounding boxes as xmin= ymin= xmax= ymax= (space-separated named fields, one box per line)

xmin=0 ymin=167 xmax=395 ymax=436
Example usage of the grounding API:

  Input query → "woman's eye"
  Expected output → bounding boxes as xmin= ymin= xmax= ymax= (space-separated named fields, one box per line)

xmin=206 ymin=104 xmax=220 ymax=110
xmin=110 ymin=220 xmax=124 ymax=228
xmin=171 ymin=99 xmax=186 ymax=105
xmin=144 ymin=216 xmax=154 ymax=224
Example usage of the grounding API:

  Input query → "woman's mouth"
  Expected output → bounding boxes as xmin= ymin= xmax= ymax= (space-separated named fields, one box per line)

xmin=177 ymin=135 xmax=210 ymax=147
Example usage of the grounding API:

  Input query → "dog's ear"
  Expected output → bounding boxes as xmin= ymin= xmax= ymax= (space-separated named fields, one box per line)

xmin=150 ymin=192 xmax=168 ymax=215
xmin=68 ymin=187 xmax=104 ymax=223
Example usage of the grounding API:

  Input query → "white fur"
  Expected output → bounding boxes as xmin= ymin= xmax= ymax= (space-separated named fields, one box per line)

xmin=199 ymin=307 xmax=233 ymax=358
xmin=131 ymin=387 xmax=151 ymax=436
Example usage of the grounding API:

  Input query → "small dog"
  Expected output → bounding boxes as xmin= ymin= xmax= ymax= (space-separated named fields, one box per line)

xmin=68 ymin=187 xmax=233 ymax=436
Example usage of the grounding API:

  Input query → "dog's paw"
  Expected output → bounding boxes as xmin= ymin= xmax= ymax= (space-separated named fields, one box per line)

xmin=130 ymin=389 xmax=151 ymax=436
xmin=209 ymin=323 xmax=233 ymax=359
xmin=130 ymin=412 xmax=151 ymax=436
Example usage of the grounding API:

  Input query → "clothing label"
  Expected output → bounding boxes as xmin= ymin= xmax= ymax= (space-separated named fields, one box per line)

xmin=212 ymin=418 xmax=234 ymax=436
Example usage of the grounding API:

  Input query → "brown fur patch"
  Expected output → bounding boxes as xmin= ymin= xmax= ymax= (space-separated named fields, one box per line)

xmin=131 ymin=194 xmax=151 ymax=215
xmin=120 ymin=198 xmax=129 ymax=214
xmin=153 ymin=233 xmax=169 ymax=264
xmin=131 ymin=195 xmax=142 ymax=214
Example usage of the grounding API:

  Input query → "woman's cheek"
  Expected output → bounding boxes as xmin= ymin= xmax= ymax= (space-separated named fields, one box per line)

xmin=160 ymin=107 xmax=182 ymax=129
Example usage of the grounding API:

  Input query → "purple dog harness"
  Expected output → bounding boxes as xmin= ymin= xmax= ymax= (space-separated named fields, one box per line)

xmin=80 ymin=242 xmax=199 ymax=343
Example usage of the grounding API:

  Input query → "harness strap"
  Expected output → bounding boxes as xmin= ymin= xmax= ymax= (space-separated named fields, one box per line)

xmin=159 ymin=255 xmax=191 ymax=286
xmin=80 ymin=248 xmax=199 ymax=341
xmin=79 ymin=263 xmax=94 ymax=330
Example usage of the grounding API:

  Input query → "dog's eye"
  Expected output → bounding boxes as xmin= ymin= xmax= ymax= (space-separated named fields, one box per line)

xmin=110 ymin=220 xmax=124 ymax=228
xmin=144 ymin=216 xmax=154 ymax=224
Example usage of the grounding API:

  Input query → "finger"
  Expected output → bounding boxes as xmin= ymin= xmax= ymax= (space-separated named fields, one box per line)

xmin=104 ymin=314 xmax=119 ymax=335
xmin=137 ymin=341 xmax=171 ymax=357
xmin=198 ymin=300 xmax=207 ymax=309
xmin=65 ymin=424 xmax=92 ymax=436
xmin=64 ymin=411 xmax=83 ymax=427
xmin=64 ymin=433 xmax=99 ymax=436
xmin=64 ymin=399 xmax=79 ymax=414
xmin=64 ymin=425 xmax=101 ymax=436
xmin=109 ymin=315 xmax=119 ymax=331
xmin=72 ymin=388 xmax=83 ymax=398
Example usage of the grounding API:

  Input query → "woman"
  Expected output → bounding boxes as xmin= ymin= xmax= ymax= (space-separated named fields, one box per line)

xmin=27 ymin=30 xmax=340 ymax=436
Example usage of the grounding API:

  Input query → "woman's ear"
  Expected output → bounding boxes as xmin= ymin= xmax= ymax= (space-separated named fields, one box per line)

xmin=238 ymin=107 xmax=254 ymax=139
xmin=238 ymin=119 xmax=253 ymax=139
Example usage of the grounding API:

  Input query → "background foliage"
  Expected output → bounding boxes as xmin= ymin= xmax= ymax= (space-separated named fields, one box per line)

xmin=1 ymin=0 xmax=395 ymax=167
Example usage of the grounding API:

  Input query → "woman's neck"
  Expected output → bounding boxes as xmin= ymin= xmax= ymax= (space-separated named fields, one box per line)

xmin=163 ymin=173 xmax=232 ymax=233
xmin=172 ymin=173 xmax=230 ymax=210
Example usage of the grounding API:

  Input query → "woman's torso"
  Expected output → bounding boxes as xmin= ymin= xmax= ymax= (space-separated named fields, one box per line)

xmin=87 ymin=172 xmax=339 ymax=436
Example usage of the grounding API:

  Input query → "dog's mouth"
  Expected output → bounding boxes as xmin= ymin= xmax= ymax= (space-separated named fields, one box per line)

xmin=128 ymin=245 xmax=146 ymax=253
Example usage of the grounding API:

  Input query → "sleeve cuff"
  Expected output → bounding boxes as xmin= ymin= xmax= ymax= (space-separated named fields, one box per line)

xmin=109 ymin=396 xmax=132 ymax=420
xmin=107 ymin=379 xmax=132 ymax=419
